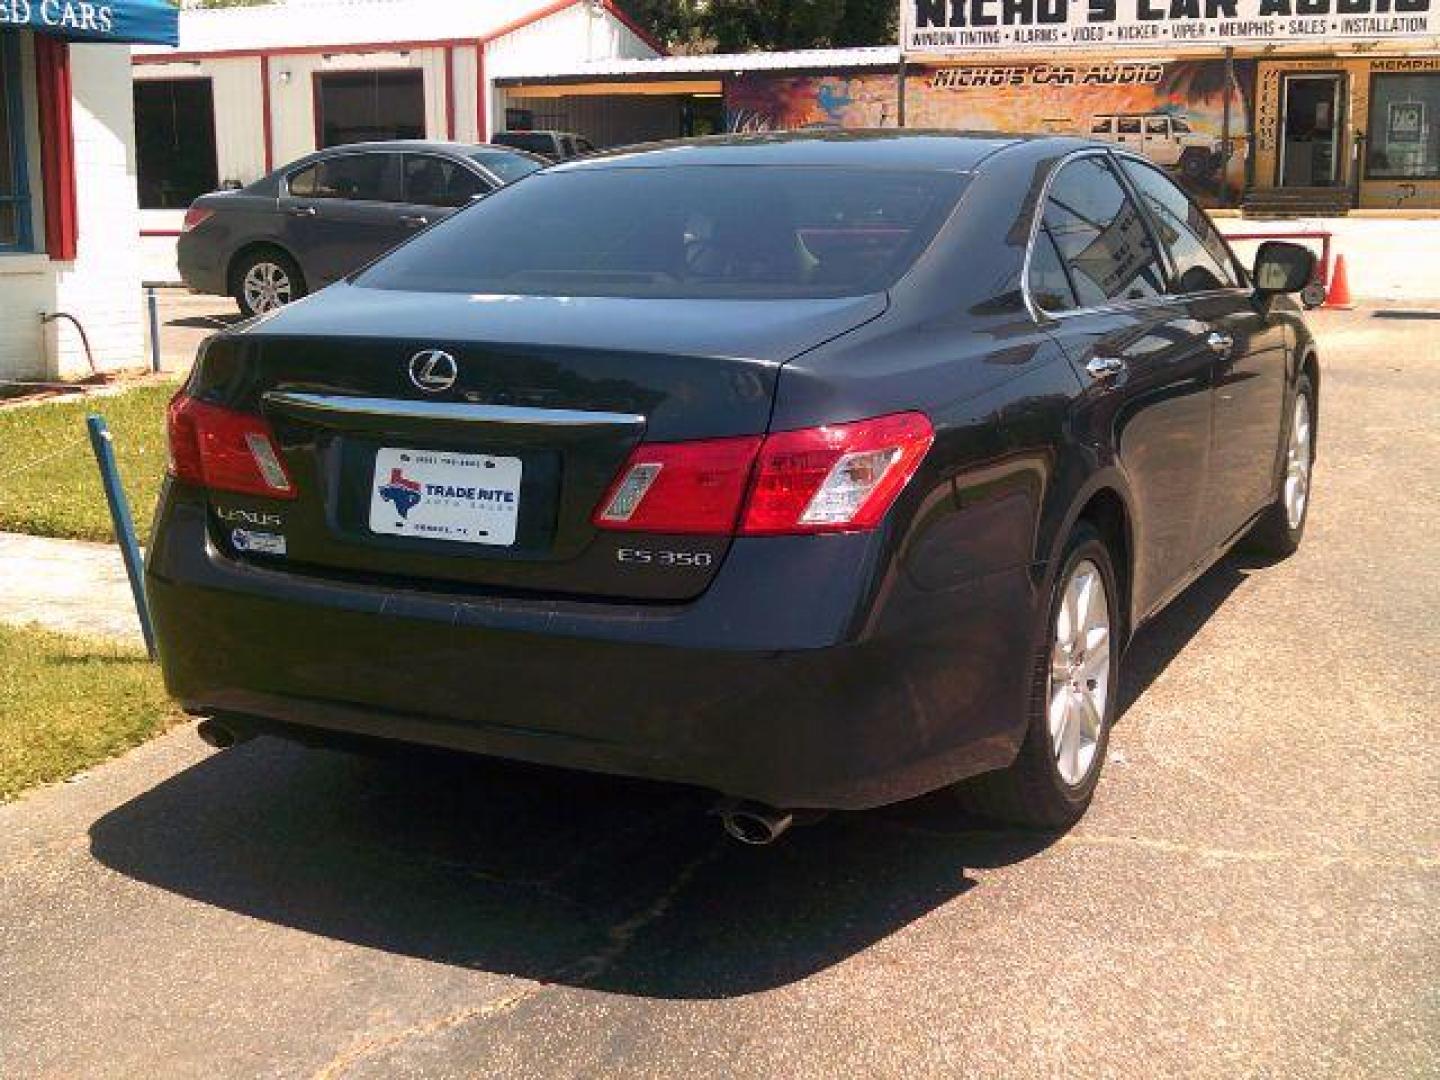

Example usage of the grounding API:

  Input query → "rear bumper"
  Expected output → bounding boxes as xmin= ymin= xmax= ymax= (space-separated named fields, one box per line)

xmin=146 ymin=487 xmax=1036 ymax=809
xmin=176 ymin=232 xmax=229 ymax=297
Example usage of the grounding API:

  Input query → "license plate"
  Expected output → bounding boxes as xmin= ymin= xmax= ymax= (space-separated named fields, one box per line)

xmin=369 ymin=447 xmax=522 ymax=546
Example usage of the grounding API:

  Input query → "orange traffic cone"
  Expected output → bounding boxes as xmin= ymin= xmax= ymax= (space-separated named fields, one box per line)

xmin=1324 ymin=253 xmax=1355 ymax=310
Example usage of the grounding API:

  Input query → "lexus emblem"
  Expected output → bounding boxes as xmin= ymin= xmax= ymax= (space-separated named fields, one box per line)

xmin=408 ymin=349 xmax=458 ymax=393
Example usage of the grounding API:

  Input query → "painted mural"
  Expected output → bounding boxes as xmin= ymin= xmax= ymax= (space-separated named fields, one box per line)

xmin=726 ymin=74 xmax=899 ymax=133
xmin=726 ymin=60 xmax=1255 ymax=205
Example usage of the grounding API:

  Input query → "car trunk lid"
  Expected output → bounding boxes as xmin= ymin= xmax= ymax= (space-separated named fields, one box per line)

xmin=190 ymin=283 xmax=886 ymax=601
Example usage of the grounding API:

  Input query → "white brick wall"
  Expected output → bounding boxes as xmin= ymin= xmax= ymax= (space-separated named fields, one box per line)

xmin=0 ymin=39 xmax=143 ymax=383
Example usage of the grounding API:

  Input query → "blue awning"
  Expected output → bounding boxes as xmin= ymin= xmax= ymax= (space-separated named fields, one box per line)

xmin=1 ymin=1 xmax=179 ymax=47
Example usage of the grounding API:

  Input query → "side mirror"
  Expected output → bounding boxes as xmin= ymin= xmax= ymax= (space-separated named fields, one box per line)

xmin=1252 ymin=241 xmax=1316 ymax=309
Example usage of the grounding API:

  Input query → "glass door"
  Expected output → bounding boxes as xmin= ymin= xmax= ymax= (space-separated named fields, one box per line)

xmin=1279 ymin=74 xmax=1345 ymax=187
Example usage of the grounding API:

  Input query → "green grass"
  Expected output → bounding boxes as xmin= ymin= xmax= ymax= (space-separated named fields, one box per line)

xmin=0 ymin=381 xmax=177 ymax=542
xmin=0 ymin=624 xmax=178 ymax=801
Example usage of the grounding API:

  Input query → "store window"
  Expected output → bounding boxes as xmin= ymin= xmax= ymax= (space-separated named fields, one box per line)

xmin=1367 ymin=74 xmax=1440 ymax=181
xmin=0 ymin=32 xmax=33 ymax=252
xmin=317 ymin=70 xmax=425 ymax=148
xmin=134 ymin=79 xmax=219 ymax=209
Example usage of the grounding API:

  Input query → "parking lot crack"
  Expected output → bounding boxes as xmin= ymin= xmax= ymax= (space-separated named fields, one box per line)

xmin=310 ymin=987 xmax=541 ymax=1080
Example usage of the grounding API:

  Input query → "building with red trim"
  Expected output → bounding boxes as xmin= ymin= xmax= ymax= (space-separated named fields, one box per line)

xmin=2 ymin=2 xmax=177 ymax=382
xmin=131 ymin=0 xmax=660 ymax=273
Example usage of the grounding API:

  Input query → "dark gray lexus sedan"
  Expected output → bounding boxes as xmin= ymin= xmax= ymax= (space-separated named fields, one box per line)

xmin=148 ymin=132 xmax=1320 ymax=844
xmin=176 ymin=140 xmax=546 ymax=316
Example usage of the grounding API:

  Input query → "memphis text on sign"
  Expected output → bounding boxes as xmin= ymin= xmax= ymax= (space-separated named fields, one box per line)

xmin=902 ymin=0 xmax=1439 ymax=51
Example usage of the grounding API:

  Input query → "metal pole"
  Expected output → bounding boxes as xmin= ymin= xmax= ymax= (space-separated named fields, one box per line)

xmin=897 ymin=57 xmax=908 ymax=129
xmin=86 ymin=415 xmax=157 ymax=659
xmin=146 ymin=287 xmax=162 ymax=374
xmin=1221 ymin=48 xmax=1234 ymax=209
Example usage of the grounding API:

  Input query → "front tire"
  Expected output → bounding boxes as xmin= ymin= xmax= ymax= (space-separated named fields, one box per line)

xmin=958 ymin=522 xmax=1119 ymax=829
xmin=1243 ymin=375 xmax=1315 ymax=558
xmin=232 ymin=249 xmax=306 ymax=317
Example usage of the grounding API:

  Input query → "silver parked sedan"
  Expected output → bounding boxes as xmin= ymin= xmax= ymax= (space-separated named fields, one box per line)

xmin=176 ymin=140 xmax=546 ymax=316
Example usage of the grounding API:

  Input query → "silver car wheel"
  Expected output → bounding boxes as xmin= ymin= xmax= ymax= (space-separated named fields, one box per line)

xmin=242 ymin=262 xmax=293 ymax=314
xmin=1284 ymin=393 xmax=1313 ymax=531
xmin=1048 ymin=558 xmax=1111 ymax=788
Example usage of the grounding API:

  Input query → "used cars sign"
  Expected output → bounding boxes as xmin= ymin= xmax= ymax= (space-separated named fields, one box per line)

xmin=0 ymin=0 xmax=178 ymax=46
xmin=901 ymin=0 xmax=1439 ymax=53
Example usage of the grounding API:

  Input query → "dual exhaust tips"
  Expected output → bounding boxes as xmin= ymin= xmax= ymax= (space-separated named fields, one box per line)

xmin=196 ymin=720 xmax=800 ymax=846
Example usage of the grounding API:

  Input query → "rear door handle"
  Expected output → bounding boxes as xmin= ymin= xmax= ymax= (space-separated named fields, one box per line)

xmin=1085 ymin=356 xmax=1127 ymax=381
xmin=287 ymin=205 xmax=317 ymax=218
xmin=1206 ymin=331 xmax=1235 ymax=356
xmin=401 ymin=215 xmax=430 ymax=228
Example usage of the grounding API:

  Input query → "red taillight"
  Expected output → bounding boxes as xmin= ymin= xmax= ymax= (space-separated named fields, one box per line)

xmin=182 ymin=207 xmax=215 ymax=233
xmin=166 ymin=392 xmax=296 ymax=500
xmin=593 ymin=412 xmax=932 ymax=537
xmin=741 ymin=412 xmax=933 ymax=535
xmin=594 ymin=435 xmax=762 ymax=534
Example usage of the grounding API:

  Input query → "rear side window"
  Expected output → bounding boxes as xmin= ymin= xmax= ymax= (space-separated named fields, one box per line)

xmin=1117 ymin=118 xmax=1141 ymax=135
xmin=403 ymin=155 xmax=487 ymax=207
xmin=1036 ymin=156 xmax=1166 ymax=309
xmin=288 ymin=153 xmax=400 ymax=202
xmin=1028 ymin=226 xmax=1077 ymax=311
xmin=1146 ymin=117 xmax=1169 ymax=135
xmin=468 ymin=149 xmax=543 ymax=185
xmin=357 ymin=165 xmax=966 ymax=300
xmin=1091 ymin=118 xmax=1112 ymax=135
xmin=1119 ymin=158 xmax=1240 ymax=293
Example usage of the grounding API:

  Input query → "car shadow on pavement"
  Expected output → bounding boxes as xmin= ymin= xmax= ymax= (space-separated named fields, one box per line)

xmin=88 ymin=552 xmax=1252 ymax=1000
xmin=1114 ymin=551 xmax=1253 ymax=717
xmin=169 ymin=313 xmax=245 ymax=331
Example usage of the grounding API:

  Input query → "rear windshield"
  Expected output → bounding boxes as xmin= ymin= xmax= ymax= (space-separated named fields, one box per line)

xmin=356 ymin=165 xmax=966 ymax=300
xmin=469 ymin=149 xmax=544 ymax=184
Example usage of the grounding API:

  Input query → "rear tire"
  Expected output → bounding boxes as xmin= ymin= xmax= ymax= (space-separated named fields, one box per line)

xmin=957 ymin=522 xmax=1119 ymax=829
xmin=232 ymin=248 xmax=306 ymax=317
xmin=1243 ymin=375 xmax=1315 ymax=558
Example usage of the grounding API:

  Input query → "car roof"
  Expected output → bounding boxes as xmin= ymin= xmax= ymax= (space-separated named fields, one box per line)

xmin=309 ymin=140 xmax=530 ymax=156
xmin=551 ymin=129 xmax=1068 ymax=174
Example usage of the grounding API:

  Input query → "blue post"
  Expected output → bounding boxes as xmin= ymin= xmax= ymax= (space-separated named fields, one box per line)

xmin=86 ymin=415 xmax=157 ymax=659
xmin=146 ymin=287 xmax=163 ymax=374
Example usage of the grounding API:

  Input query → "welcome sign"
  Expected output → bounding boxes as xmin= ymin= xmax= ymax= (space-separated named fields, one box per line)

xmin=0 ymin=0 xmax=178 ymax=45
xmin=902 ymin=0 xmax=1440 ymax=53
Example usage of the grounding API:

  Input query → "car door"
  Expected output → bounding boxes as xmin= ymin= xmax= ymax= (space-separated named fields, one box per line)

xmin=279 ymin=151 xmax=408 ymax=285
xmin=397 ymin=153 xmax=491 ymax=234
xmin=1116 ymin=156 xmax=1292 ymax=550
xmin=1030 ymin=153 xmax=1218 ymax=618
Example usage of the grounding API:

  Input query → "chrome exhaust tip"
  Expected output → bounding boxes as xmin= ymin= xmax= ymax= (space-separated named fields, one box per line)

xmin=716 ymin=799 xmax=795 ymax=846
xmin=196 ymin=718 xmax=243 ymax=750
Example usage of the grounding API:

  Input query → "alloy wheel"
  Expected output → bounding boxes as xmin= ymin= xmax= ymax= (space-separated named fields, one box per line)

xmin=242 ymin=262 xmax=293 ymax=314
xmin=1048 ymin=558 xmax=1111 ymax=787
xmin=1284 ymin=393 xmax=1313 ymax=530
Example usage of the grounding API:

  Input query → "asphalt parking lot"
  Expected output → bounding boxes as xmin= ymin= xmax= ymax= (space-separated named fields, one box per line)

xmin=3 ymin=304 xmax=1437 ymax=1078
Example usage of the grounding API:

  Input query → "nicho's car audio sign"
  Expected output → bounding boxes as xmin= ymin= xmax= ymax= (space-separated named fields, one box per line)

xmin=902 ymin=0 xmax=1439 ymax=53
